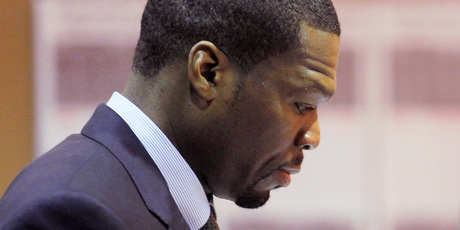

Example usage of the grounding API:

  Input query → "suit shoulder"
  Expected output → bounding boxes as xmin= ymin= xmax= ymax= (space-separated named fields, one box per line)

xmin=0 ymin=134 xmax=167 ymax=230
xmin=5 ymin=134 xmax=120 ymax=193
xmin=0 ymin=134 xmax=126 ymax=214
xmin=0 ymin=190 xmax=125 ymax=230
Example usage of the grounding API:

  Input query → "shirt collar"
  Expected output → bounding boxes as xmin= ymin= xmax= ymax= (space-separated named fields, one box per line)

xmin=107 ymin=92 xmax=210 ymax=230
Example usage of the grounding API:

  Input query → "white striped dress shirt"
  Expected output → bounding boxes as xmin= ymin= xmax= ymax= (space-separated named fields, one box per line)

xmin=107 ymin=92 xmax=210 ymax=230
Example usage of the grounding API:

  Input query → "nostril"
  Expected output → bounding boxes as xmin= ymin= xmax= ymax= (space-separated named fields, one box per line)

xmin=302 ymin=144 xmax=312 ymax=150
xmin=296 ymin=132 xmax=319 ymax=150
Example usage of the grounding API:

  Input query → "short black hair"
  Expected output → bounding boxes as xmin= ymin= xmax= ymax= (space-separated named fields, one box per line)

xmin=132 ymin=0 xmax=340 ymax=77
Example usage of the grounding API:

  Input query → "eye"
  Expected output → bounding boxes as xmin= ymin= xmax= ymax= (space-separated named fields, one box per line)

xmin=295 ymin=102 xmax=316 ymax=114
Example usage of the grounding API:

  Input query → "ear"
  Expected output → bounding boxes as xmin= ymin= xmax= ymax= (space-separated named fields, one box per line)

xmin=188 ymin=41 xmax=229 ymax=104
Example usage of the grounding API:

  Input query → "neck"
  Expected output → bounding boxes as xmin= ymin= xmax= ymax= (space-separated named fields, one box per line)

xmin=122 ymin=70 xmax=210 ymax=193
xmin=122 ymin=73 xmax=180 ymax=149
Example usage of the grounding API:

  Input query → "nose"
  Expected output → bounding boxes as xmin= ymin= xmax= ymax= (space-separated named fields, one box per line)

xmin=295 ymin=121 xmax=320 ymax=150
xmin=301 ymin=132 xmax=319 ymax=150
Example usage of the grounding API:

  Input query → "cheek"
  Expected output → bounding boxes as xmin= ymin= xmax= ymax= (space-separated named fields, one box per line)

xmin=227 ymin=89 xmax=296 ymax=162
xmin=262 ymin=103 xmax=297 ymax=145
xmin=239 ymin=106 xmax=294 ymax=158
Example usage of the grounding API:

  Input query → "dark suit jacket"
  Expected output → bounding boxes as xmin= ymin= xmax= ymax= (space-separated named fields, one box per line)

xmin=0 ymin=104 xmax=190 ymax=230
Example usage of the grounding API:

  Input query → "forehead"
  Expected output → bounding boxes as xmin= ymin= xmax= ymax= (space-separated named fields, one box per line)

xmin=254 ymin=24 xmax=340 ymax=76
xmin=239 ymin=24 xmax=341 ymax=107
xmin=248 ymin=25 xmax=340 ymax=95
xmin=293 ymin=24 xmax=340 ymax=80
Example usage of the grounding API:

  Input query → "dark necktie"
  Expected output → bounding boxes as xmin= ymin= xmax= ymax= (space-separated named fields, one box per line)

xmin=200 ymin=194 xmax=220 ymax=230
xmin=199 ymin=210 xmax=219 ymax=230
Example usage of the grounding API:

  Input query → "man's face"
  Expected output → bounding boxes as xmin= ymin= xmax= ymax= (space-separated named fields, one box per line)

xmin=201 ymin=25 xmax=340 ymax=208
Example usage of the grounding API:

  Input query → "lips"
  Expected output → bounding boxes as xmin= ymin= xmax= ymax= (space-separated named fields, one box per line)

xmin=252 ymin=164 xmax=301 ymax=191
xmin=281 ymin=165 xmax=301 ymax=175
xmin=278 ymin=169 xmax=291 ymax=188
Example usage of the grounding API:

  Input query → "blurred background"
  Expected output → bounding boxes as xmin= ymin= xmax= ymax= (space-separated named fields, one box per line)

xmin=1 ymin=0 xmax=459 ymax=229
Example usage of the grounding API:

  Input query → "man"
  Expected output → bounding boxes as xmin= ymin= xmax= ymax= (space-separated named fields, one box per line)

xmin=0 ymin=0 xmax=340 ymax=229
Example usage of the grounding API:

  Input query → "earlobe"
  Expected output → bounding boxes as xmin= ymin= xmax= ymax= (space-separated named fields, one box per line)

xmin=188 ymin=41 xmax=228 ymax=103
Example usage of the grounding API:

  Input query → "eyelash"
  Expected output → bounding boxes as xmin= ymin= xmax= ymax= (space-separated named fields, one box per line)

xmin=295 ymin=102 xmax=316 ymax=114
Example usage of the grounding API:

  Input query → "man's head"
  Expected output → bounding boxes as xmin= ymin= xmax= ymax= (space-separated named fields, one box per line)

xmin=132 ymin=0 xmax=340 ymax=77
xmin=126 ymin=0 xmax=341 ymax=209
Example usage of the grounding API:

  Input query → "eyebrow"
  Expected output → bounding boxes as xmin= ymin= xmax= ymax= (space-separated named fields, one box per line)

xmin=303 ymin=80 xmax=334 ymax=99
xmin=305 ymin=59 xmax=336 ymax=80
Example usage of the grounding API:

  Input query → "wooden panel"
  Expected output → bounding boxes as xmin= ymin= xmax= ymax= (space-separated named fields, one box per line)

xmin=0 ymin=1 xmax=33 ymax=197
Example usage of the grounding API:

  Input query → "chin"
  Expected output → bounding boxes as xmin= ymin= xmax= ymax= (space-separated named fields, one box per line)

xmin=234 ymin=191 xmax=270 ymax=209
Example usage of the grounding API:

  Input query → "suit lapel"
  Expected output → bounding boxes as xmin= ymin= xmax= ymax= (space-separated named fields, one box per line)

xmin=81 ymin=104 xmax=189 ymax=229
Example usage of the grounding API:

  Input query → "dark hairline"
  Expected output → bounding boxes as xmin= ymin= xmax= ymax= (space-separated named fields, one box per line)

xmin=132 ymin=0 xmax=341 ymax=78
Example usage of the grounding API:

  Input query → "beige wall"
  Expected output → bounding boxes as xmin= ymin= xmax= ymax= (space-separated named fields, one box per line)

xmin=0 ymin=1 xmax=34 ymax=197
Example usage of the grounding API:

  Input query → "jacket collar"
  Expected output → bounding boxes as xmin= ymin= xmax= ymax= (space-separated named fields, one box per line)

xmin=81 ymin=104 xmax=189 ymax=229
